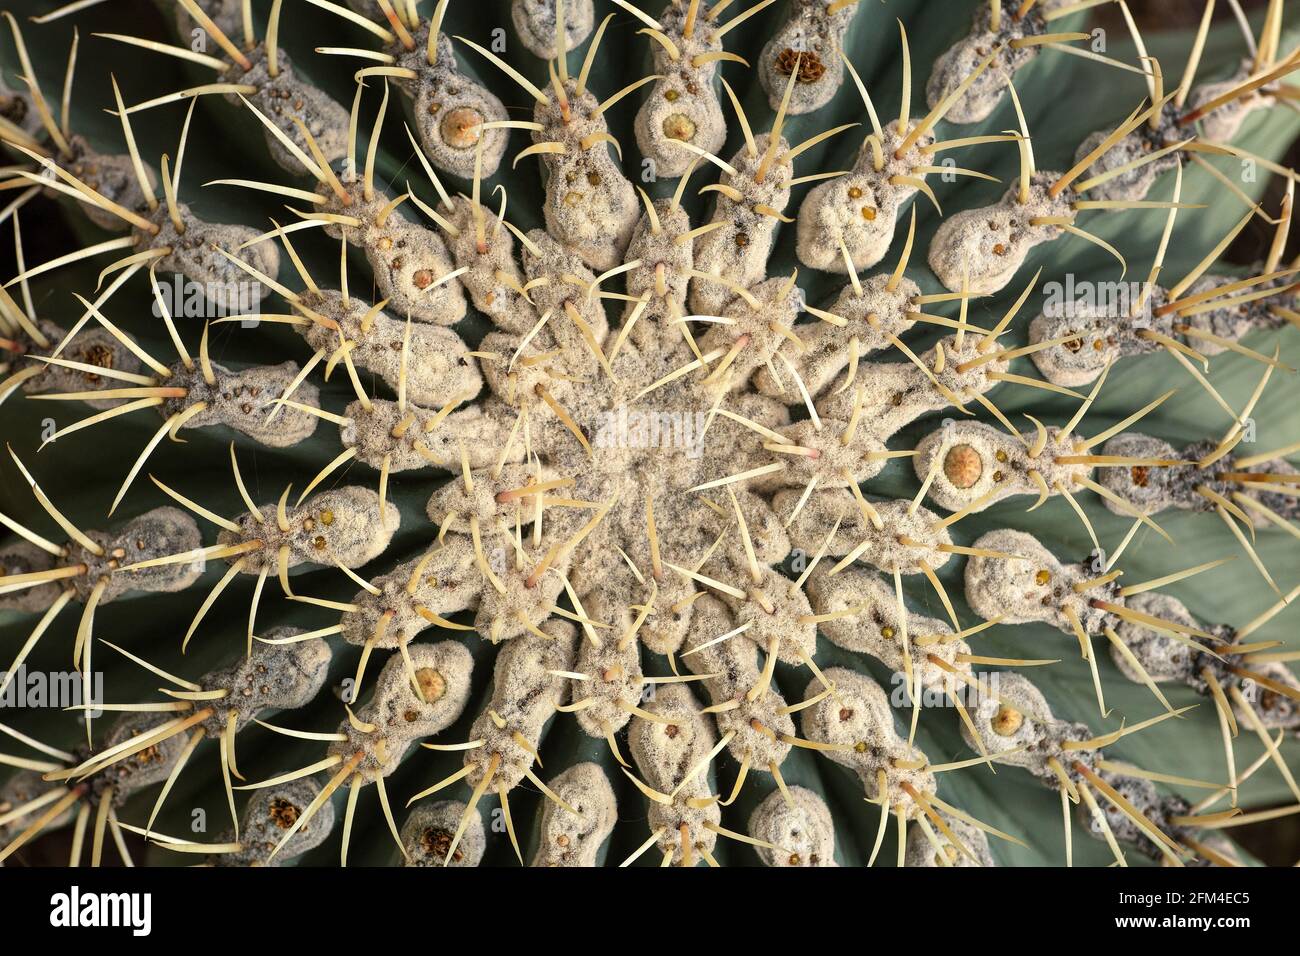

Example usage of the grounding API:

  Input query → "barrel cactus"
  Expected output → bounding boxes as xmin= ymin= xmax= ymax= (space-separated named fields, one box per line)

xmin=0 ymin=0 xmax=1298 ymax=869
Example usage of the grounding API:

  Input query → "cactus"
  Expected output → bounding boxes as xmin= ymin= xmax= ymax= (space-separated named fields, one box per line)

xmin=0 ymin=0 xmax=1298 ymax=870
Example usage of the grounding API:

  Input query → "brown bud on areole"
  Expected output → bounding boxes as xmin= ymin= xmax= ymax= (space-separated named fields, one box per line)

xmin=757 ymin=0 xmax=860 ymax=115
xmin=400 ymin=800 xmax=484 ymax=866
xmin=17 ymin=320 xmax=141 ymax=411
xmin=213 ymin=779 xmax=337 ymax=867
